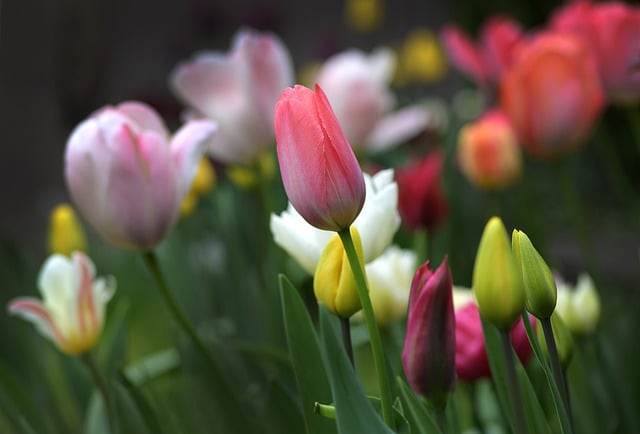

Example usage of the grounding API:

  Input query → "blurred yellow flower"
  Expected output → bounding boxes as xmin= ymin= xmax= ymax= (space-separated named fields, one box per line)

xmin=226 ymin=152 xmax=276 ymax=190
xmin=180 ymin=158 xmax=217 ymax=217
xmin=396 ymin=28 xmax=448 ymax=85
xmin=48 ymin=203 xmax=87 ymax=256
xmin=344 ymin=0 xmax=383 ymax=33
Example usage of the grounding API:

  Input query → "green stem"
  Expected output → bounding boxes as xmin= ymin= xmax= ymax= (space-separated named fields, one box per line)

xmin=341 ymin=317 xmax=354 ymax=366
xmin=338 ymin=228 xmax=395 ymax=429
xmin=499 ymin=330 xmax=528 ymax=434
xmin=434 ymin=403 xmax=448 ymax=434
xmin=541 ymin=317 xmax=573 ymax=432
xmin=81 ymin=352 xmax=116 ymax=434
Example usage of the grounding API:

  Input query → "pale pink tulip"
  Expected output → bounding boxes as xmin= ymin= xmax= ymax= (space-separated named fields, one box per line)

xmin=274 ymin=84 xmax=365 ymax=232
xmin=170 ymin=29 xmax=294 ymax=164
xmin=65 ymin=101 xmax=216 ymax=250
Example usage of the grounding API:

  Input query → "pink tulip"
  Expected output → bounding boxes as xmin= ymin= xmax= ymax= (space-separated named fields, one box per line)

xmin=457 ymin=109 xmax=522 ymax=190
xmin=170 ymin=29 xmax=294 ymax=164
xmin=274 ymin=84 xmax=365 ymax=232
xmin=552 ymin=1 xmax=640 ymax=105
xmin=500 ymin=32 xmax=604 ymax=159
xmin=454 ymin=290 xmax=533 ymax=382
xmin=65 ymin=101 xmax=216 ymax=250
xmin=441 ymin=16 xmax=523 ymax=88
xmin=402 ymin=257 xmax=456 ymax=405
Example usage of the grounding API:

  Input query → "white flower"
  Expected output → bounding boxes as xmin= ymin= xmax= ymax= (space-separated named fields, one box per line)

xmin=8 ymin=252 xmax=116 ymax=355
xmin=270 ymin=169 xmax=400 ymax=274
xmin=554 ymin=273 xmax=600 ymax=335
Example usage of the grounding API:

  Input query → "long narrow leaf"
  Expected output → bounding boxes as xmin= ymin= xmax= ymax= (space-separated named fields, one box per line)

xmin=396 ymin=378 xmax=441 ymax=434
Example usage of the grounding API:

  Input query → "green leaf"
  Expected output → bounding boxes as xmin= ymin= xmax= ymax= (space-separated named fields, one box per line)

xmin=396 ymin=378 xmax=441 ymax=434
xmin=318 ymin=307 xmax=394 ymax=434
xmin=0 ymin=360 xmax=44 ymax=434
xmin=279 ymin=274 xmax=337 ymax=434
xmin=118 ymin=369 xmax=166 ymax=434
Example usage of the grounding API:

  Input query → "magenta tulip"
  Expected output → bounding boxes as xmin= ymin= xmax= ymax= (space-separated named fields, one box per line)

xmin=402 ymin=257 xmax=456 ymax=405
xmin=65 ymin=101 xmax=216 ymax=250
xmin=274 ymin=84 xmax=366 ymax=232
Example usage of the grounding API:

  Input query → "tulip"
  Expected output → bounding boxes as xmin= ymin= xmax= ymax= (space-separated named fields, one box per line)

xmin=441 ymin=16 xmax=523 ymax=88
xmin=8 ymin=252 xmax=115 ymax=355
xmin=500 ymin=32 xmax=605 ymax=159
xmin=396 ymin=27 xmax=448 ymax=85
xmin=65 ymin=101 xmax=216 ymax=250
xmin=314 ymin=227 xmax=366 ymax=318
xmin=364 ymin=246 xmax=417 ymax=326
xmin=396 ymin=151 xmax=448 ymax=232
xmin=402 ymin=257 xmax=456 ymax=406
xmin=48 ymin=203 xmax=87 ymax=256
xmin=170 ymin=28 xmax=294 ymax=164
xmin=274 ymin=84 xmax=366 ymax=232
xmin=454 ymin=287 xmax=533 ymax=382
xmin=512 ymin=229 xmax=557 ymax=319
xmin=555 ymin=273 xmax=600 ymax=335
xmin=270 ymin=169 xmax=399 ymax=274
xmin=552 ymin=1 xmax=640 ymax=105
xmin=315 ymin=48 xmax=431 ymax=151
xmin=457 ymin=109 xmax=522 ymax=190
xmin=472 ymin=217 xmax=525 ymax=330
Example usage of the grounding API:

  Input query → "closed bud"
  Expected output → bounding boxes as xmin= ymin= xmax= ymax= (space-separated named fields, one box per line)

xmin=537 ymin=313 xmax=574 ymax=369
xmin=313 ymin=227 xmax=366 ymax=318
xmin=48 ymin=203 xmax=88 ymax=256
xmin=556 ymin=273 xmax=600 ymax=335
xmin=512 ymin=229 xmax=557 ymax=318
xmin=472 ymin=217 xmax=525 ymax=330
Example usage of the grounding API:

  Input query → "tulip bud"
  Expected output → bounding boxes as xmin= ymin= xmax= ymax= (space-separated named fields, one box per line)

xmin=536 ymin=313 xmax=574 ymax=369
xmin=512 ymin=229 xmax=557 ymax=319
xmin=556 ymin=274 xmax=601 ymax=335
xmin=275 ymin=84 xmax=366 ymax=232
xmin=8 ymin=252 xmax=115 ymax=355
xmin=402 ymin=257 xmax=456 ymax=407
xmin=48 ymin=203 xmax=88 ymax=256
xmin=472 ymin=217 xmax=525 ymax=330
xmin=314 ymin=227 xmax=366 ymax=318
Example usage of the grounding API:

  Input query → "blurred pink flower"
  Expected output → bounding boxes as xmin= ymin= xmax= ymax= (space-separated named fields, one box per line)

xmin=551 ymin=1 xmax=640 ymax=105
xmin=315 ymin=48 xmax=431 ymax=152
xmin=441 ymin=16 xmax=524 ymax=88
xmin=8 ymin=252 xmax=115 ymax=355
xmin=457 ymin=108 xmax=522 ymax=190
xmin=396 ymin=151 xmax=448 ymax=232
xmin=453 ymin=288 xmax=533 ymax=382
xmin=403 ymin=257 xmax=456 ymax=405
xmin=500 ymin=32 xmax=604 ymax=159
xmin=274 ymin=84 xmax=365 ymax=232
xmin=170 ymin=28 xmax=294 ymax=164
xmin=65 ymin=101 xmax=216 ymax=250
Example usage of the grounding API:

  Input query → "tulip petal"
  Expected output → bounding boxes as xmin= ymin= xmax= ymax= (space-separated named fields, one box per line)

xmin=366 ymin=105 xmax=431 ymax=152
xmin=8 ymin=298 xmax=68 ymax=350
xmin=116 ymin=101 xmax=170 ymax=139
xmin=441 ymin=26 xmax=490 ymax=85
xmin=171 ymin=119 xmax=217 ymax=195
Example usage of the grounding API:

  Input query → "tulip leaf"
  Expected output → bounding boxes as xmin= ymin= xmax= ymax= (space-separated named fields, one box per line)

xmin=318 ymin=307 xmax=395 ymax=434
xmin=396 ymin=378 xmax=442 ymax=434
xmin=0 ymin=360 xmax=43 ymax=434
xmin=279 ymin=274 xmax=337 ymax=434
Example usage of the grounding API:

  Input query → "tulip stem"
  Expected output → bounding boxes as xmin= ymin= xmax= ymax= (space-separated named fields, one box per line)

xmin=499 ymin=330 xmax=528 ymax=434
xmin=541 ymin=317 xmax=573 ymax=431
xmin=341 ymin=317 xmax=354 ymax=366
xmin=141 ymin=251 xmax=249 ymax=429
xmin=338 ymin=228 xmax=395 ymax=429
xmin=81 ymin=352 xmax=116 ymax=434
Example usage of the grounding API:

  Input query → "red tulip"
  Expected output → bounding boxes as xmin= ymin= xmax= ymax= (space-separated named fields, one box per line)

xmin=552 ymin=1 xmax=640 ymax=105
xmin=402 ymin=257 xmax=456 ymax=405
xmin=454 ymin=290 xmax=534 ymax=382
xmin=274 ymin=84 xmax=366 ymax=231
xmin=500 ymin=32 xmax=604 ymax=159
xmin=396 ymin=151 xmax=448 ymax=231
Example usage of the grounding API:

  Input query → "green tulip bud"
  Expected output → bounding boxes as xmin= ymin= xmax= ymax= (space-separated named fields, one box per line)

xmin=472 ymin=217 xmax=525 ymax=330
xmin=512 ymin=229 xmax=557 ymax=319
xmin=537 ymin=313 xmax=574 ymax=369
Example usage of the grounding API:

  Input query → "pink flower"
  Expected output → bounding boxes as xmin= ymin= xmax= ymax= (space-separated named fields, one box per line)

xmin=441 ymin=16 xmax=524 ymax=88
xmin=552 ymin=1 xmax=640 ymax=105
xmin=315 ymin=48 xmax=432 ymax=151
xmin=457 ymin=108 xmax=522 ymax=190
xmin=8 ymin=252 xmax=115 ymax=355
xmin=402 ymin=257 xmax=456 ymax=405
xmin=170 ymin=28 xmax=294 ymax=164
xmin=454 ymin=288 xmax=533 ymax=382
xmin=65 ymin=101 xmax=216 ymax=250
xmin=396 ymin=151 xmax=448 ymax=232
xmin=274 ymin=84 xmax=365 ymax=232
xmin=500 ymin=32 xmax=604 ymax=159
